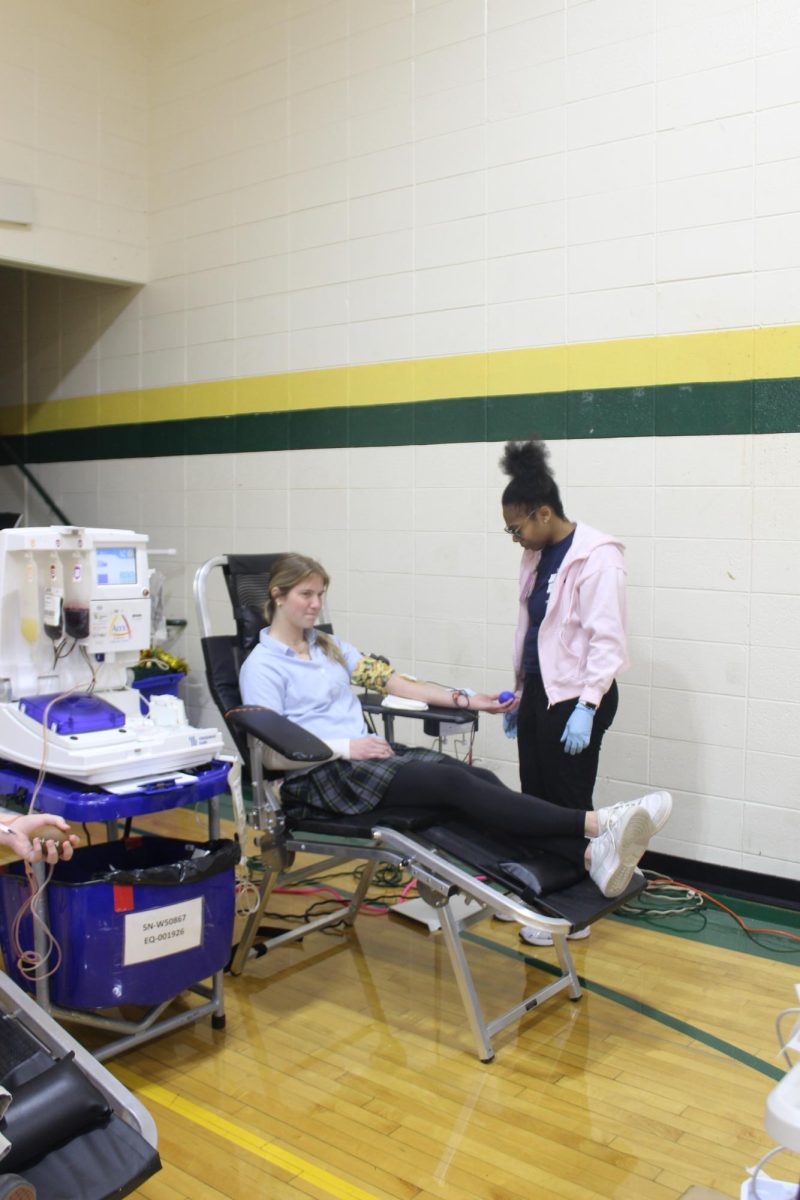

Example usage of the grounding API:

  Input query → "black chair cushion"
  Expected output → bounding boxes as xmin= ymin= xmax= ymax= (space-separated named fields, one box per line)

xmin=20 ymin=1114 xmax=161 ymax=1200
xmin=286 ymin=806 xmax=440 ymax=838
xmin=0 ymin=1053 xmax=110 ymax=1172
xmin=418 ymin=822 xmax=584 ymax=900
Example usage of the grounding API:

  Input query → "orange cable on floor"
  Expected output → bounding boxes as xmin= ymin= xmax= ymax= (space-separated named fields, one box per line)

xmin=646 ymin=872 xmax=800 ymax=944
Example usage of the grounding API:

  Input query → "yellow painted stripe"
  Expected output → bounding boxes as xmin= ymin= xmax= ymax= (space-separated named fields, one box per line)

xmin=2 ymin=323 xmax=798 ymax=437
xmin=111 ymin=1063 xmax=381 ymax=1200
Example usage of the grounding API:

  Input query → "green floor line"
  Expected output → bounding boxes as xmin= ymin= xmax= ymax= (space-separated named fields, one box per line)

xmin=463 ymin=930 xmax=785 ymax=1082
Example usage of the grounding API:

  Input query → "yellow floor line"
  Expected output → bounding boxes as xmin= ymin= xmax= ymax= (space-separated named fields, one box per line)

xmin=111 ymin=1063 xmax=381 ymax=1200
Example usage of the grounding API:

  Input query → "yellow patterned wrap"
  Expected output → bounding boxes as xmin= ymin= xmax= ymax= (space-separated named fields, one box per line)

xmin=138 ymin=647 xmax=189 ymax=675
xmin=350 ymin=654 xmax=395 ymax=695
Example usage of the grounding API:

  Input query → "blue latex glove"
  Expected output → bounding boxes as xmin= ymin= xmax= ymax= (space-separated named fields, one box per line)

xmin=502 ymin=710 xmax=518 ymax=739
xmin=560 ymin=702 xmax=595 ymax=755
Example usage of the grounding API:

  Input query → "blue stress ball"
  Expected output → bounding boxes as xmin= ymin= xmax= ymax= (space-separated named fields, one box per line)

xmin=498 ymin=691 xmax=515 ymax=704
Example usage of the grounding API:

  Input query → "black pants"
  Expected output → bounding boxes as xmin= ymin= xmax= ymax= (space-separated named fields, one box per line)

xmin=517 ymin=674 xmax=618 ymax=812
xmin=380 ymin=758 xmax=588 ymax=865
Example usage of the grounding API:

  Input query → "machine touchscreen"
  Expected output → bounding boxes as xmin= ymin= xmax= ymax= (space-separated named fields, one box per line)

xmin=96 ymin=546 xmax=137 ymax=586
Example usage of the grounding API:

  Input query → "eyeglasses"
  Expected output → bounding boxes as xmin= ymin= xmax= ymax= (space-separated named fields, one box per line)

xmin=503 ymin=509 xmax=538 ymax=537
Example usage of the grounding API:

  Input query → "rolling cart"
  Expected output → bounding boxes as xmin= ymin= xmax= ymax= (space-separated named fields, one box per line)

xmin=0 ymin=757 xmax=233 ymax=1061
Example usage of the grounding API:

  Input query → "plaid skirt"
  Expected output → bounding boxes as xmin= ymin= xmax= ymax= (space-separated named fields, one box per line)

xmin=280 ymin=747 xmax=449 ymax=820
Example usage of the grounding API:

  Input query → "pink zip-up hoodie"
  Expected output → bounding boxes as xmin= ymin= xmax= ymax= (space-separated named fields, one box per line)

xmin=512 ymin=521 xmax=629 ymax=707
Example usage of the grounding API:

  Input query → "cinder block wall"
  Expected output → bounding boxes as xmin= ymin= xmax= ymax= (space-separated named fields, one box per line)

xmin=0 ymin=0 xmax=147 ymax=282
xmin=1 ymin=0 xmax=799 ymax=881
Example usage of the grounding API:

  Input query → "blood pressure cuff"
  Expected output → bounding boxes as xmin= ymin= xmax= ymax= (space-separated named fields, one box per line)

xmin=0 ymin=1053 xmax=110 ymax=1172
xmin=350 ymin=653 xmax=394 ymax=695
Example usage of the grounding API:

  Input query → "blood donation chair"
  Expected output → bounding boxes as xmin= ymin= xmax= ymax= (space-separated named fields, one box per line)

xmin=0 ymin=970 xmax=160 ymax=1197
xmin=194 ymin=554 xmax=645 ymax=1062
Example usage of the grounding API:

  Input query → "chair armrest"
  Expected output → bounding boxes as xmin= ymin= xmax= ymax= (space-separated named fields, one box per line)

xmin=360 ymin=693 xmax=478 ymax=727
xmin=226 ymin=706 xmax=334 ymax=762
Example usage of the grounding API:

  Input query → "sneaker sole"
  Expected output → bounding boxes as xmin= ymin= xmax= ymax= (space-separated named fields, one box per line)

xmin=602 ymin=808 xmax=653 ymax=896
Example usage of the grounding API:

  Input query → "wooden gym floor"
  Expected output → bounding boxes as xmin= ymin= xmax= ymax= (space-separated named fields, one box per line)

xmin=4 ymin=806 xmax=799 ymax=1200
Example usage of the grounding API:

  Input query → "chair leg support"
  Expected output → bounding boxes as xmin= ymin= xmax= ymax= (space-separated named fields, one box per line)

xmin=433 ymin=895 xmax=585 ymax=1062
xmin=231 ymin=852 xmax=382 ymax=974
xmin=230 ymin=866 xmax=281 ymax=975
xmin=437 ymin=899 xmax=496 ymax=1062
xmin=551 ymin=931 xmax=583 ymax=1000
xmin=341 ymin=859 xmax=377 ymax=927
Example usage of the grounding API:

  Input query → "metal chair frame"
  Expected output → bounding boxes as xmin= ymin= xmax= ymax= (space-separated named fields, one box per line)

xmin=194 ymin=554 xmax=612 ymax=1062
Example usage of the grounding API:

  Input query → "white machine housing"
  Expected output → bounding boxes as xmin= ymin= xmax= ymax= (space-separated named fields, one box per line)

xmin=0 ymin=526 xmax=223 ymax=785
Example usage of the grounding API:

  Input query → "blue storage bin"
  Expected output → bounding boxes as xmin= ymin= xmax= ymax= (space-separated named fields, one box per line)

xmin=130 ymin=671 xmax=184 ymax=714
xmin=0 ymin=837 xmax=236 ymax=1009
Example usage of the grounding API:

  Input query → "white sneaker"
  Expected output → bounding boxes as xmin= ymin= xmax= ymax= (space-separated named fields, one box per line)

xmin=597 ymin=791 xmax=672 ymax=838
xmin=589 ymin=804 xmax=654 ymax=897
xmin=519 ymin=925 xmax=590 ymax=947
xmin=493 ymin=911 xmax=516 ymax=922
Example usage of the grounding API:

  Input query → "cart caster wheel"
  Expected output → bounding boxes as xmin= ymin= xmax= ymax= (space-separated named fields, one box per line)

xmin=212 ymin=1013 xmax=226 ymax=1030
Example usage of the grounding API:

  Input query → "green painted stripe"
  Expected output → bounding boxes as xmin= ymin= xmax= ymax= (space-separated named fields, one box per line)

xmin=463 ymin=931 xmax=785 ymax=1082
xmin=2 ymin=377 xmax=799 ymax=464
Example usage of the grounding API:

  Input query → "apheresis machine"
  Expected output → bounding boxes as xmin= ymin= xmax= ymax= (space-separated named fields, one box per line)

xmin=0 ymin=525 xmax=222 ymax=785
xmin=0 ymin=526 xmax=231 ymax=1063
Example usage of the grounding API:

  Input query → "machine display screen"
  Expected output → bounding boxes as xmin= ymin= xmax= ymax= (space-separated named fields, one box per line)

xmin=96 ymin=546 xmax=137 ymax=586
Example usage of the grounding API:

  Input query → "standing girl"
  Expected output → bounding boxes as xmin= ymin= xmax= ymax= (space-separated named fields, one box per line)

xmin=501 ymin=438 xmax=628 ymax=815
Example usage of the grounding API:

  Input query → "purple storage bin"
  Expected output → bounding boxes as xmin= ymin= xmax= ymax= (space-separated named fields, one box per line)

xmin=0 ymin=836 xmax=236 ymax=1009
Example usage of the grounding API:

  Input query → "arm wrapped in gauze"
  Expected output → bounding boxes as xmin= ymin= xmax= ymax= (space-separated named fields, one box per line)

xmin=351 ymin=653 xmax=395 ymax=695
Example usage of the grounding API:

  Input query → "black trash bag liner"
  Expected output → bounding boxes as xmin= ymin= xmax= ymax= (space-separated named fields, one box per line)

xmin=42 ymin=837 xmax=239 ymax=888
xmin=0 ymin=1052 xmax=110 ymax=1173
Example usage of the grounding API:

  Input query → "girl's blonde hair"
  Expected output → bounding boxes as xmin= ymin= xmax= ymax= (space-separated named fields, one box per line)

xmin=265 ymin=554 xmax=347 ymax=669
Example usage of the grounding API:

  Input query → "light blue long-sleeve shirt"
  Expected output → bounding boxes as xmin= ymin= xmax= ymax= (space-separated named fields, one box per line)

xmin=239 ymin=627 xmax=369 ymax=750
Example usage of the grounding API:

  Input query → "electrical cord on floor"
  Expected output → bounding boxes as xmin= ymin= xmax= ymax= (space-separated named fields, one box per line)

xmin=352 ymin=862 xmax=406 ymax=889
xmin=239 ymin=858 xmax=419 ymax=932
xmin=620 ymin=870 xmax=800 ymax=954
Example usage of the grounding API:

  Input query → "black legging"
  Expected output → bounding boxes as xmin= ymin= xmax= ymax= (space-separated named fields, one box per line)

xmin=518 ymin=674 xmax=618 ymax=812
xmin=380 ymin=758 xmax=588 ymax=865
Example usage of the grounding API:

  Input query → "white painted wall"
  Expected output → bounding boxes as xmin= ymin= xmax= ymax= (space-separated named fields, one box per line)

xmin=1 ymin=1 xmax=799 ymax=881
xmin=0 ymin=0 xmax=148 ymax=283
xmin=3 ymin=427 xmax=799 ymax=882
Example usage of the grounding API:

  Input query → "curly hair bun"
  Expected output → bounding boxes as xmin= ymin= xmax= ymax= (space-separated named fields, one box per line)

xmin=500 ymin=438 xmax=552 ymax=482
xmin=499 ymin=437 xmax=564 ymax=515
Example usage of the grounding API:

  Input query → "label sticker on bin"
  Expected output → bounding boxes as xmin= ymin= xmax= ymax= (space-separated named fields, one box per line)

xmin=123 ymin=897 xmax=204 ymax=965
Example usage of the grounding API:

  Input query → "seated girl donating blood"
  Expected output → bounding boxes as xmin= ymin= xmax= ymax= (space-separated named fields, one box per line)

xmin=239 ymin=555 xmax=671 ymax=898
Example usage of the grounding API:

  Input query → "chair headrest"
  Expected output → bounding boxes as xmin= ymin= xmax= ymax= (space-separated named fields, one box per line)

xmin=235 ymin=603 xmax=268 ymax=658
xmin=223 ymin=554 xmax=288 ymax=658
